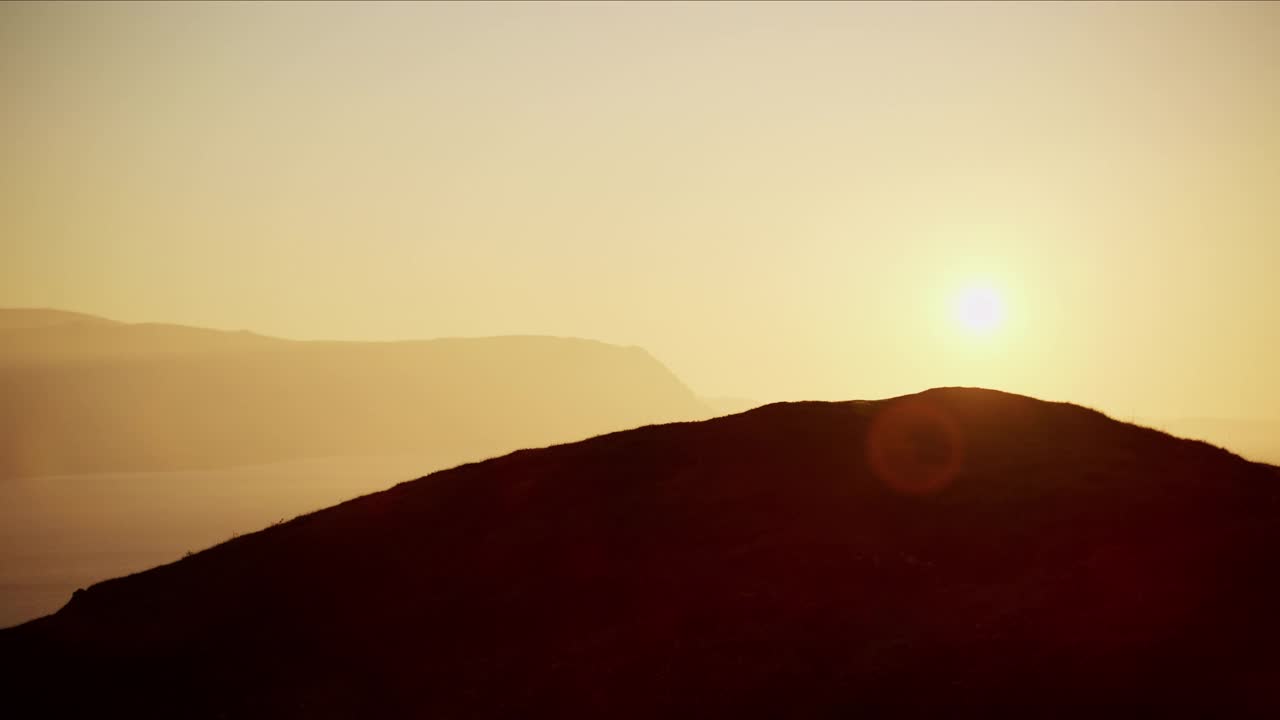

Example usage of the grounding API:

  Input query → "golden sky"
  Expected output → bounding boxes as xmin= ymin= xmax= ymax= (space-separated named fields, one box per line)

xmin=3 ymin=1 xmax=1277 ymax=419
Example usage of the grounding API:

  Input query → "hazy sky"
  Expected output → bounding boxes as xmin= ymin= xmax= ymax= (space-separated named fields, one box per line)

xmin=3 ymin=1 xmax=1278 ymax=418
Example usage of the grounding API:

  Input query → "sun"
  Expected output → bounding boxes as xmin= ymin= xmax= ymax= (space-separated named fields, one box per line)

xmin=954 ymin=285 xmax=1005 ymax=334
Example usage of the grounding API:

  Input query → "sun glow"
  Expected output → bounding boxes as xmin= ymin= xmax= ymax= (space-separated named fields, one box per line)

xmin=954 ymin=285 xmax=1005 ymax=334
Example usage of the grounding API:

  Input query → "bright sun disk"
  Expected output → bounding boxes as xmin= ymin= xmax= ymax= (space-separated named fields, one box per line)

xmin=955 ymin=286 xmax=1004 ymax=333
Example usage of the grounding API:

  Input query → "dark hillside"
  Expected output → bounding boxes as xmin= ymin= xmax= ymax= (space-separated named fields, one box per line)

xmin=3 ymin=388 xmax=1278 ymax=716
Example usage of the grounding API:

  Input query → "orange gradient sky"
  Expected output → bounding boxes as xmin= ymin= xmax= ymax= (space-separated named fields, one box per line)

xmin=3 ymin=1 xmax=1278 ymax=419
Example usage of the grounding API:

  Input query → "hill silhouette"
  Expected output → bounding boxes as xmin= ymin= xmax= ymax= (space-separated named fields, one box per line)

xmin=3 ymin=388 xmax=1277 ymax=716
xmin=0 ymin=310 xmax=709 ymax=478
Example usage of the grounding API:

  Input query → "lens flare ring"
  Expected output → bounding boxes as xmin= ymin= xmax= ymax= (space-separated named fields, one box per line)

xmin=866 ymin=398 xmax=965 ymax=496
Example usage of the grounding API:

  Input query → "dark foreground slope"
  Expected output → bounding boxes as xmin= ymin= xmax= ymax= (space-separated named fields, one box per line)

xmin=0 ymin=310 xmax=708 ymax=478
xmin=4 ymin=388 xmax=1279 ymax=716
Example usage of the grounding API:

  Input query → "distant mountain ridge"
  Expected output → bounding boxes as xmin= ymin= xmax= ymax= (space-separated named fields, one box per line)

xmin=4 ymin=388 xmax=1277 ymax=716
xmin=0 ymin=307 xmax=120 ymax=330
xmin=0 ymin=320 xmax=286 ymax=366
xmin=0 ymin=309 xmax=711 ymax=478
